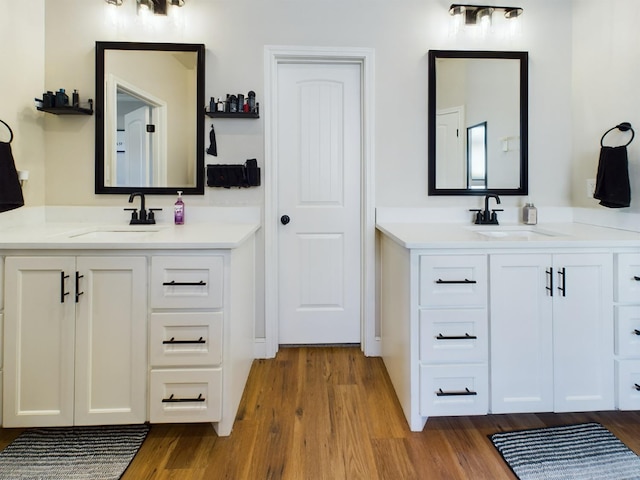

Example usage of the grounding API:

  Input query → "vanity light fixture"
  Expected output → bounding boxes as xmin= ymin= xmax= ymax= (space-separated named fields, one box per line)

xmin=137 ymin=0 xmax=185 ymax=15
xmin=106 ymin=0 xmax=186 ymax=14
xmin=449 ymin=4 xmax=523 ymax=25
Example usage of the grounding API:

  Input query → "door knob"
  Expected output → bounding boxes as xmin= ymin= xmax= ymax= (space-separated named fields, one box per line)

xmin=280 ymin=215 xmax=290 ymax=225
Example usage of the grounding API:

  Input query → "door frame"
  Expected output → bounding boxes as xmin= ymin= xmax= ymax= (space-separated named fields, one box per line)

xmin=263 ymin=45 xmax=377 ymax=358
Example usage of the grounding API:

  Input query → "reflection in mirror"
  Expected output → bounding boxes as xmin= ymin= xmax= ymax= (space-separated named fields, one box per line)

xmin=467 ymin=121 xmax=487 ymax=189
xmin=96 ymin=42 xmax=205 ymax=194
xmin=428 ymin=50 xmax=528 ymax=196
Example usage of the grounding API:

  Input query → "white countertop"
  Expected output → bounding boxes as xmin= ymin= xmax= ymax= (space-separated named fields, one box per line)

xmin=0 ymin=222 xmax=260 ymax=250
xmin=376 ymin=221 xmax=640 ymax=250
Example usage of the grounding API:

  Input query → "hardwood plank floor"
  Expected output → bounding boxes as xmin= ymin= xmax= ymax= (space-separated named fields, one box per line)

xmin=2 ymin=346 xmax=640 ymax=479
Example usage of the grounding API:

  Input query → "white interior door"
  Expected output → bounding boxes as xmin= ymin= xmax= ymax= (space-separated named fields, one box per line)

xmin=122 ymin=106 xmax=150 ymax=187
xmin=277 ymin=62 xmax=362 ymax=345
xmin=435 ymin=107 xmax=465 ymax=189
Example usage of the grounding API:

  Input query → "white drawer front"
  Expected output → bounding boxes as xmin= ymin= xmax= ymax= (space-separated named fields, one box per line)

xmin=150 ymin=369 xmax=222 ymax=423
xmin=419 ymin=309 xmax=487 ymax=364
xmin=616 ymin=253 xmax=640 ymax=303
xmin=615 ymin=306 xmax=640 ymax=357
xmin=150 ymin=312 xmax=223 ymax=367
xmin=420 ymin=364 xmax=488 ymax=417
xmin=151 ymin=256 xmax=224 ymax=309
xmin=615 ymin=360 xmax=640 ymax=410
xmin=419 ymin=255 xmax=487 ymax=307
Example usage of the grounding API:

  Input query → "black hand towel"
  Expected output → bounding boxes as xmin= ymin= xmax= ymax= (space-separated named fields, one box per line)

xmin=206 ymin=124 xmax=217 ymax=156
xmin=593 ymin=145 xmax=631 ymax=208
xmin=0 ymin=142 xmax=24 ymax=213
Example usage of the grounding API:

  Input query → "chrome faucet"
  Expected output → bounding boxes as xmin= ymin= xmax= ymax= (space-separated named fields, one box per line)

xmin=470 ymin=194 xmax=503 ymax=225
xmin=126 ymin=192 xmax=161 ymax=225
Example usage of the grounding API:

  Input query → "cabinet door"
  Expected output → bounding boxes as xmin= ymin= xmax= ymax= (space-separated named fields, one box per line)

xmin=3 ymin=256 xmax=76 ymax=427
xmin=553 ymin=253 xmax=614 ymax=412
xmin=490 ymin=254 xmax=554 ymax=413
xmin=74 ymin=256 xmax=147 ymax=425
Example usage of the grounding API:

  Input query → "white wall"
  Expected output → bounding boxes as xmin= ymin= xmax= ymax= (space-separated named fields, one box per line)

xmin=0 ymin=0 xmax=46 ymax=207
xmin=572 ymin=0 xmax=640 ymax=215
xmin=0 ymin=0 xmax=575 ymax=212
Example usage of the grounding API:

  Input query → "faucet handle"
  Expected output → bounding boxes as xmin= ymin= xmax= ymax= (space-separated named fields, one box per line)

xmin=124 ymin=208 xmax=138 ymax=223
xmin=148 ymin=208 xmax=163 ymax=223
xmin=469 ymin=209 xmax=483 ymax=224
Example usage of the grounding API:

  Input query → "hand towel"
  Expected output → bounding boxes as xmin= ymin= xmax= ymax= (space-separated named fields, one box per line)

xmin=593 ymin=145 xmax=631 ymax=208
xmin=0 ymin=142 xmax=24 ymax=213
xmin=206 ymin=124 xmax=217 ymax=156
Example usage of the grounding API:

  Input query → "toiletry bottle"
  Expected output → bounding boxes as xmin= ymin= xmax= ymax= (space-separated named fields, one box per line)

xmin=174 ymin=191 xmax=184 ymax=225
xmin=72 ymin=89 xmax=79 ymax=107
xmin=523 ymin=202 xmax=537 ymax=225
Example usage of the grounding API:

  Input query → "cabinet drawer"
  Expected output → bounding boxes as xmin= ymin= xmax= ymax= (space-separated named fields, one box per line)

xmin=419 ymin=309 xmax=487 ymax=364
xmin=151 ymin=256 xmax=224 ymax=309
xmin=616 ymin=253 xmax=640 ymax=303
xmin=150 ymin=369 xmax=222 ymax=423
xmin=419 ymin=255 xmax=487 ymax=307
xmin=419 ymin=364 xmax=488 ymax=416
xmin=150 ymin=312 xmax=223 ymax=367
xmin=615 ymin=360 xmax=640 ymax=410
xmin=615 ymin=306 xmax=640 ymax=357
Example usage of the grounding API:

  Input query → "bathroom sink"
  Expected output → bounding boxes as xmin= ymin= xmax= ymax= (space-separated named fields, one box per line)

xmin=68 ymin=228 xmax=162 ymax=240
xmin=467 ymin=226 xmax=561 ymax=239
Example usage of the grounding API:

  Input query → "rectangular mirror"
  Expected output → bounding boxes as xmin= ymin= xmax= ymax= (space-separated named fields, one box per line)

xmin=428 ymin=50 xmax=528 ymax=196
xmin=95 ymin=42 xmax=205 ymax=194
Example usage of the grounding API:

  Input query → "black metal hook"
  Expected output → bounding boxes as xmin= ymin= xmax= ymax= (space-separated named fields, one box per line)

xmin=600 ymin=122 xmax=635 ymax=147
xmin=0 ymin=119 xmax=13 ymax=144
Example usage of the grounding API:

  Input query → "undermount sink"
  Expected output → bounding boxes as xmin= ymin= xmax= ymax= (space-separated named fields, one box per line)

xmin=467 ymin=226 xmax=561 ymax=239
xmin=68 ymin=227 xmax=162 ymax=240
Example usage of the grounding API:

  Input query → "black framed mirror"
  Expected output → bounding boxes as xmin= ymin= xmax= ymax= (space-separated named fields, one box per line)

xmin=428 ymin=50 xmax=528 ymax=196
xmin=95 ymin=42 xmax=205 ymax=194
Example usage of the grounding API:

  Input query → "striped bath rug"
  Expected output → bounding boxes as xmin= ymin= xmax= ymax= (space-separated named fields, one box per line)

xmin=0 ymin=424 xmax=149 ymax=480
xmin=490 ymin=422 xmax=640 ymax=480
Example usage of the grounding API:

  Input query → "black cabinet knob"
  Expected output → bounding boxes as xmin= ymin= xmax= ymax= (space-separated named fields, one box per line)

xmin=280 ymin=215 xmax=290 ymax=225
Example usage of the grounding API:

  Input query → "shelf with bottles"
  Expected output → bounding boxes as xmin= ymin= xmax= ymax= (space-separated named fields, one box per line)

xmin=35 ymin=89 xmax=93 ymax=115
xmin=205 ymin=91 xmax=259 ymax=119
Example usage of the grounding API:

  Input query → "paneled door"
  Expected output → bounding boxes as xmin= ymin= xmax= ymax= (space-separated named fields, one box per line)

xmin=277 ymin=62 xmax=362 ymax=345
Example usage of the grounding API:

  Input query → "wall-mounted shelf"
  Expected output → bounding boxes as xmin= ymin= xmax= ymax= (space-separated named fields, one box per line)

xmin=37 ymin=105 xmax=94 ymax=116
xmin=205 ymin=111 xmax=259 ymax=119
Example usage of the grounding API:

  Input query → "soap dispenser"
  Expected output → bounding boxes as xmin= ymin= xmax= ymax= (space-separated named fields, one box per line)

xmin=523 ymin=202 xmax=537 ymax=225
xmin=174 ymin=191 xmax=184 ymax=225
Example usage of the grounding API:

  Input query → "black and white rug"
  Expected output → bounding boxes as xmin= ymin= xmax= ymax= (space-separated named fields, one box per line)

xmin=490 ymin=422 xmax=640 ymax=480
xmin=0 ymin=424 xmax=149 ymax=480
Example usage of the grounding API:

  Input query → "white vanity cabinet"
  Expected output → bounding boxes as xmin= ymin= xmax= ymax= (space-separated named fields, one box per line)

xmin=0 ymin=256 xmax=4 ymax=426
xmin=490 ymin=253 xmax=614 ymax=414
xmin=380 ymin=234 xmax=488 ymax=431
xmin=3 ymin=255 xmax=147 ymax=427
xmin=614 ymin=253 xmax=640 ymax=410
xmin=148 ymin=239 xmax=255 ymax=436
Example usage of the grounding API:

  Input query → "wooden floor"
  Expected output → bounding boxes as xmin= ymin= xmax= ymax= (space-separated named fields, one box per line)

xmin=2 ymin=346 xmax=640 ymax=479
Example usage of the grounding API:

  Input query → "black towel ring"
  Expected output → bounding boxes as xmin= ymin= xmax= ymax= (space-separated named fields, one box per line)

xmin=0 ymin=119 xmax=13 ymax=144
xmin=600 ymin=122 xmax=634 ymax=147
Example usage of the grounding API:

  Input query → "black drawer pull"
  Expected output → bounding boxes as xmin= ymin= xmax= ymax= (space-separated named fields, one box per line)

xmin=635 ymin=384 xmax=640 ymax=392
xmin=162 ymin=336 xmax=206 ymax=345
xmin=435 ymin=279 xmax=477 ymax=284
xmin=436 ymin=387 xmax=477 ymax=397
xmin=162 ymin=280 xmax=207 ymax=286
xmin=634 ymin=330 xmax=640 ymax=336
xmin=162 ymin=393 xmax=205 ymax=403
xmin=75 ymin=272 xmax=84 ymax=303
xmin=60 ymin=271 xmax=70 ymax=303
xmin=436 ymin=333 xmax=477 ymax=340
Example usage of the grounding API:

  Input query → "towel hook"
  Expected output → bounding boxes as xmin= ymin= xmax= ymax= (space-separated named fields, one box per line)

xmin=600 ymin=122 xmax=635 ymax=147
xmin=0 ymin=119 xmax=13 ymax=144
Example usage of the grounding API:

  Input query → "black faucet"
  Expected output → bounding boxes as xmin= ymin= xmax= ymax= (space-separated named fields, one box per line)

xmin=126 ymin=192 xmax=161 ymax=225
xmin=470 ymin=194 xmax=503 ymax=225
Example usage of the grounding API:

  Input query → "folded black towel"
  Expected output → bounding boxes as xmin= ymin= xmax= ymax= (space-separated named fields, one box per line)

xmin=0 ymin=142 xmax=24 ymax=213
xmin=593 ymin=146 xmax=631 ymax=208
